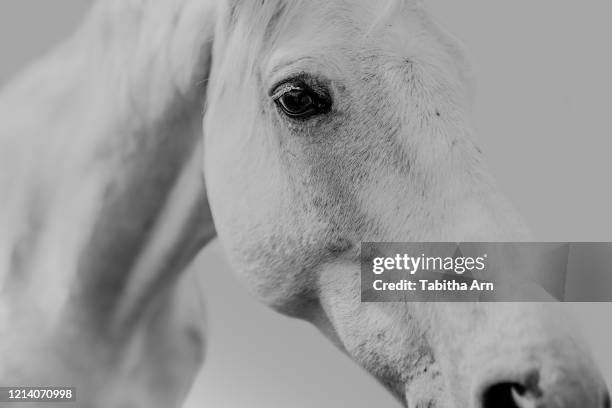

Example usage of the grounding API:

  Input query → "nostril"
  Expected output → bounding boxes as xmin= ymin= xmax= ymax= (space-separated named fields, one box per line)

xmin=482 ymin=370 xmax=542 ymax=408
xmin=481 ymin=374 xmax=608 ymax=408
xmin=482 ymin=383 xmax=527 ymax=408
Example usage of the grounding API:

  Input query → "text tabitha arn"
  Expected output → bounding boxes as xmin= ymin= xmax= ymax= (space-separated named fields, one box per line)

xmin=373 ymin=279 xmax=495 ymax=292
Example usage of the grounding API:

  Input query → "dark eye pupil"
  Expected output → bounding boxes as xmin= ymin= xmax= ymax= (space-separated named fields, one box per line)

xmin=279 ymin=90 xmax=315 ymax=115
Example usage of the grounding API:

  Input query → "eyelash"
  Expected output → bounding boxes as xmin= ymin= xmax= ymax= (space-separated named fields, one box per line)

xmin=271 ymin=82 xmax=304 ymax=100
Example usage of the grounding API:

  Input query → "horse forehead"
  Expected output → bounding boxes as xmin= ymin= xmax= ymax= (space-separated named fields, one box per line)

xmin=229 ymin=0 xmax=416 ymax=41
xmin=230 ymin=4 xmax=416 ymax=83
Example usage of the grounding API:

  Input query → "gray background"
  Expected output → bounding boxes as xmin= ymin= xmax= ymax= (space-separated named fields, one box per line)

xmin=1 ymin=1 xmax=610 ymax=407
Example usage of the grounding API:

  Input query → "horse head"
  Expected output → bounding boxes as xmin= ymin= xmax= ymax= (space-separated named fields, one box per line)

xmin=203 ymin=1 xmax=609 ymax=407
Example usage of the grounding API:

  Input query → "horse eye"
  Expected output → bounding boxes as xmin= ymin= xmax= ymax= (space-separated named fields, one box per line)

xmin=272 ymin=82 xmax=331 ymax=119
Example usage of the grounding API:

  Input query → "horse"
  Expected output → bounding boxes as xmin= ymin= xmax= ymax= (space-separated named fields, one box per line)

xmin=0 ymin=0 xmax=609 ymax=407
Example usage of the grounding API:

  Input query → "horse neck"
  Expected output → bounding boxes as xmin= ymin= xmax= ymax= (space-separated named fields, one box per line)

xmin=0 ymin=5 xmax=214 ymax=338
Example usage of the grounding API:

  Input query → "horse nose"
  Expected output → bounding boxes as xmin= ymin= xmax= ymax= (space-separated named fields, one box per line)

xmin=479 ymin=368 xmax=610 ymax=408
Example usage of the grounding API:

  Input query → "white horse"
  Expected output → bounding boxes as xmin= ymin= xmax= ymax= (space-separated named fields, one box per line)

xmin=0 ymin=1 xmax=609 ymax=408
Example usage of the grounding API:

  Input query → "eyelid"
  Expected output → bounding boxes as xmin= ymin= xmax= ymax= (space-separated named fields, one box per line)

xmin=270 ymin=82 xmax=305 ymax=100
